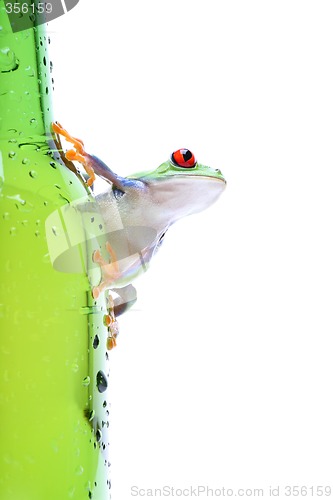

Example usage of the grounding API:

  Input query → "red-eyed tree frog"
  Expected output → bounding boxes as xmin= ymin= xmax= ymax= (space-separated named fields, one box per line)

xmin=52 ymin=122 xmax=226 ymax=331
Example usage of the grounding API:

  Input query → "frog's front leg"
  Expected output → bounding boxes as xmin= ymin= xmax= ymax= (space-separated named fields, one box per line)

xmin=52 ymin=122 xmax=126 ymax=191
xmin=52 ymin=123 xmax=80 ymax=178
xmin=52 ymin=122 xmax=96 ymax=186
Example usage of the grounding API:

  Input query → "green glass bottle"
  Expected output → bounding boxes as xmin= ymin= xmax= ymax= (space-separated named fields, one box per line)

xmin=0 ymin=2 xmax=112 ymax=499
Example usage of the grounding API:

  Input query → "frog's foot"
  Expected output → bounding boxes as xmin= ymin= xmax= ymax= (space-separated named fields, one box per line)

xmin=92 ymin=242 xmax=120 ymax=299
xmin=52 ymin=122 xmax=96 ymax=187
xmin=107 ymin=335 xmax=117 ymax=350
xmin=104 ymin=293 xmax=119 ymax=350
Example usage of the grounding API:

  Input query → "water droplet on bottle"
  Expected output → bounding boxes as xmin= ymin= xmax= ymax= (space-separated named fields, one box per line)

xmin=75 ymin=465 xmax=84 ymax=476
xmin=8 ymin=151 xmax=16 ymax=159
xmin=96 ymin=371 xmax=108 ymax=393
xmin=25 ymin=65 xmax=35 ymax=77
xmin=22 ymin=158 xmax=30 ymax=165
xmin=82 ymin=376 xmax=90 ymax=387
xmin=29 ymin=170 xmax=38 ymax=178
xmin=42 ymin=253 xmax=50 ymax=264
xmin=68 ymin=486 xmax=75 ymax=498
xmin=30 ymin=118 xmax=37 ymax=128
xmin=10 ymin=227 xmax=16 ymax=236
xmin=72 ymin=363 xmax=79 ymax=373
xmin=88 ymin=410 xmax=95 ymax=421
xmin=3 ymin=212 xmax=10 ymax=221
xmin=52 ymin=226 xmax=58 ymax=236
xmin=35 ymin=230 xmax=40 ymax=237
xmin=96 ymin=429 xmax=102 ymax=442
xmin=49 ymin=161 xmax=56 ymax=169
xmin=0 ymin=47 xmax=19 ymax=72
xmin=93 ymin=335 xmax=99 ymax=349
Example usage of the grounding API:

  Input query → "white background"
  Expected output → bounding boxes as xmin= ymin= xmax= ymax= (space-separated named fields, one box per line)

xmin=49 ymin=1 xmax=333 ymax=498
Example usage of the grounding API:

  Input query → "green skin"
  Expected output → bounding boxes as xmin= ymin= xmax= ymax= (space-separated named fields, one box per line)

xmin=71 ymin=152 xmax=227 ymax=313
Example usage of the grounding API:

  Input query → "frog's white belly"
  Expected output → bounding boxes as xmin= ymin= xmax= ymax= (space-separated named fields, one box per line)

xmin=94 ymin=174 xmax=226 ymax=288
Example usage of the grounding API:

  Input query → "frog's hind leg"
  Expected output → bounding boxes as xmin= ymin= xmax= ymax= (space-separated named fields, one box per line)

xmin=112 ymin=284 xmax=137 ymax=317
xmin=52 ymin=122 xmax=96 ymax=187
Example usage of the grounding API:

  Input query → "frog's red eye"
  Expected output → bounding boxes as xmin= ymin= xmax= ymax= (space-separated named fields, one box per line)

xmin=171 ymin=149 xmax=196 ymax=168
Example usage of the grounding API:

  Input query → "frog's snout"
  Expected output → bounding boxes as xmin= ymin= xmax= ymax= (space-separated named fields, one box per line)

xmin=215 ymin=169 xmax=227 ymax=186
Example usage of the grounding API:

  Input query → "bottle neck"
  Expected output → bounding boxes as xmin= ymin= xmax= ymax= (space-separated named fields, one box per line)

xmin=0 ymin=3 xmax=53 ymax=142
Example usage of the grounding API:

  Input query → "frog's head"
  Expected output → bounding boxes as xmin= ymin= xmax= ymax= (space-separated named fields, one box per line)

xmin=128 ymin=148 xmax=226 ymax=223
